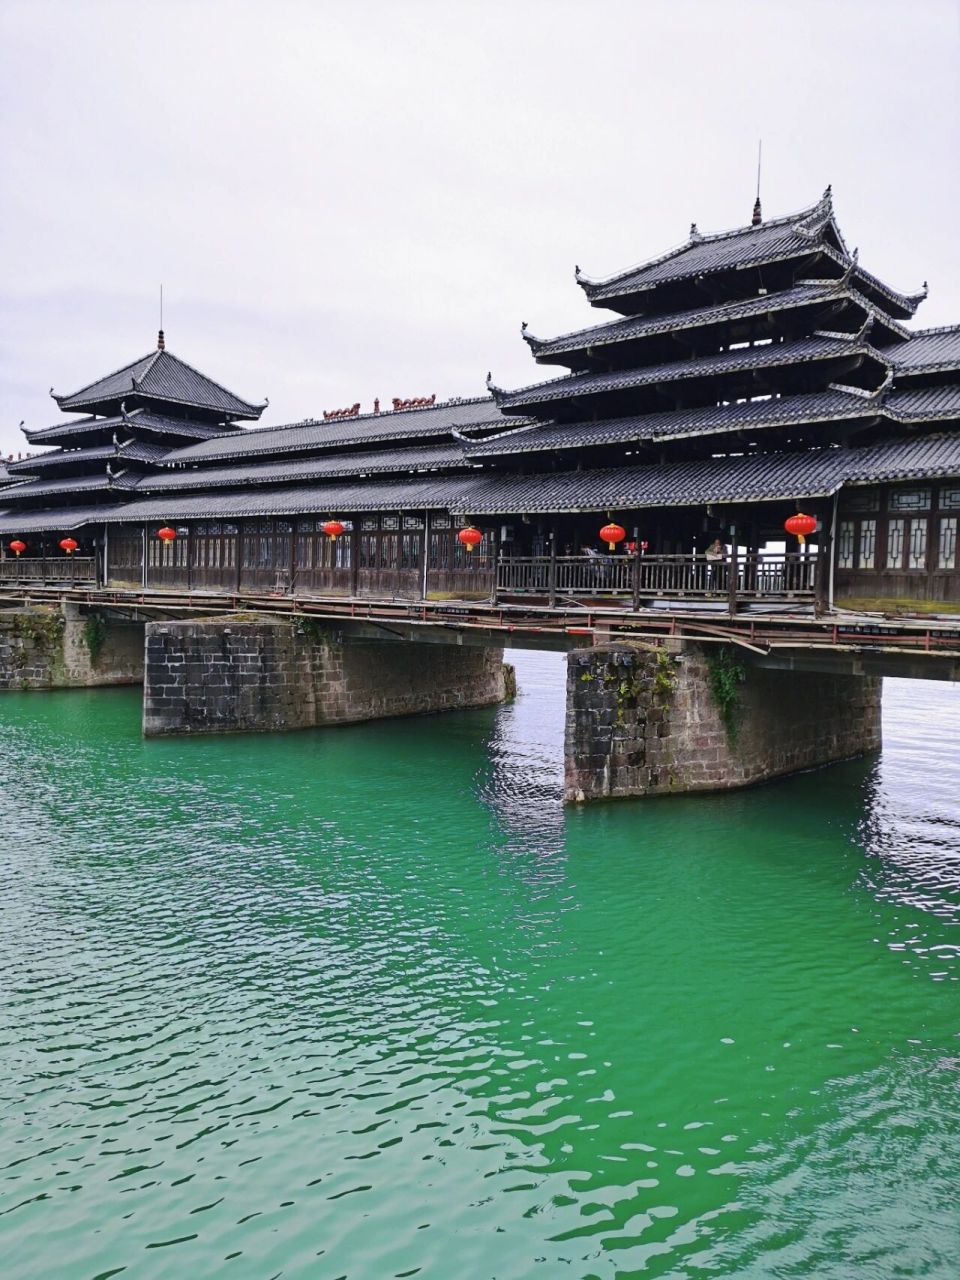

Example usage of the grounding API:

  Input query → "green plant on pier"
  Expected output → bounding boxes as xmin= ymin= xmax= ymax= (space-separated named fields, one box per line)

xmin=81 ymin=613 xmax=107 ymax=667
xmin=705 ymin=644 xmax=746 ymax=743
xmin=652 ymin=648 xmax=678 ymax=700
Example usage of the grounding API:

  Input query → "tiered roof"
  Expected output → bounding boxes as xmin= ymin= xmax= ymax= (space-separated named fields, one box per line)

xmin=4 ymin=339 xmax=266 ymax=513
xmin=477 ymin=189 xmax=960 ymax=506
xmin=2 ymin=190 xmax=958 ymax=541
xmin=49 ymin=346 xmax=265 ymax=421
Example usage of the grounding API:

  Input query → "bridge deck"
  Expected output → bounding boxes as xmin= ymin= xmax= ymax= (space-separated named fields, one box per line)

xmin=2 ymin=582 xmax=960 ymax=674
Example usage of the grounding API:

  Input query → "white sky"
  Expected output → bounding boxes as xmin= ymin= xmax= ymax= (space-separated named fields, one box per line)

xmin=1 ymin=0 xmax=958 ymax=458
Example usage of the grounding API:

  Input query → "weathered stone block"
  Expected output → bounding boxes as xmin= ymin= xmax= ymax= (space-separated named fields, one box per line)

xmin=142 ymin=617 xmax=513 ymax=736
xmin=564 ymin=642 xmax=883 ymax=803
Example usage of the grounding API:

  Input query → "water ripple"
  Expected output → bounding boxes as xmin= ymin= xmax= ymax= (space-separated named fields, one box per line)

xmin=0 ymin=656 xmax=958 ymax=1277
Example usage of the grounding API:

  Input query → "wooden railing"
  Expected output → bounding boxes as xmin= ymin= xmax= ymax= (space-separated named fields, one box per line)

xmin=0 ymin=557 xmax=97 ymax=583
xmin=497 ymin=553 xmax=817 ymax=602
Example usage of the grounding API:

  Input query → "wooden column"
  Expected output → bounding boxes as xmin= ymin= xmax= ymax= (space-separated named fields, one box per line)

xmin=350 ymin=523 xmax=360 ymax=597
xmin=548 ymin=529 xmax=558 ymax=608
xmin=421 ymin=511 xmax=430 ymax=600
xmin=815 ymin=501 xmax=833 ymax=616
xmin=727 ymin=524 xmax=738 ymax=616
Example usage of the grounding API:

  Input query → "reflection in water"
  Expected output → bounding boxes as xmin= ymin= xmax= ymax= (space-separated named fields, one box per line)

xmin=0 ymin=658 xmax=958 ymax=1279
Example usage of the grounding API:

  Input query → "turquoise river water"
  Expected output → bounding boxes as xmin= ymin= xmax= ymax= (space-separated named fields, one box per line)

xmin=1 ymin=652 xmax=958 ymax=1279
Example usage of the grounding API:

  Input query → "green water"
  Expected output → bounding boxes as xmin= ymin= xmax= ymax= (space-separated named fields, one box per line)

xmin=1 ymin=654 xmax=958 ymax=1279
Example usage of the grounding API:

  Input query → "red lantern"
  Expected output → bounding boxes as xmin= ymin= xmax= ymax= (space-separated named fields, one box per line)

xmin=321 ymin=520 xmax=345 ymax=540
xmin=59 ymin=537 xmax=78 ymax=556
xmin=599 ymin=522 xmax=626 ymax=552
xmin=9 ymin=540 xmax=26 ymax=557
xmin=157 ymin=527 xmax=177 ymax=543
xmin=458 ymin=526 xmax=483 ymax=553
xmin=784 ymin=512 xmax=817 ymax=546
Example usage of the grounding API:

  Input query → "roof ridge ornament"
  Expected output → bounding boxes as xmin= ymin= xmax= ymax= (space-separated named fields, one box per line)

xmin=689 ymin=223 xmax=703 ymax=242
xmin=868 ymin=366 xmax=894 ymax=400
xmin=854 ymin=311 xmax=874 ymax=345
xmin=486 ymin=371 xmax=507 ymax=401
xmin=840 ymin=246 xmax=859 ymax=289
xmin=157 ymin=329 xmax=165 ymax=352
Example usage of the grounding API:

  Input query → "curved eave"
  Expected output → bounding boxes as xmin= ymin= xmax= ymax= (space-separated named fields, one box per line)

xmin=527 ymin=286 xmax=908 ymax=368
xmin=493 ymin=340 xmax=889 ymax=414
xmin=52 ymin=390 xmax=264 ymax=422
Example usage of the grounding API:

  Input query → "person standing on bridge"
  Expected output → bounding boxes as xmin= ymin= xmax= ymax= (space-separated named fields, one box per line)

xmin=705 ymin=538 xmax=726 ymax=592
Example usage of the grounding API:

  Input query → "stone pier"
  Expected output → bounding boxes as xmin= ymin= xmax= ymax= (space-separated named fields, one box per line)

xmin=0 ymin=604 xmax=144 ymax=690
xmin=564 ymin=641 xmax=882 ymax=803
xmin=143 ymin=616 xmax=514 ymax=736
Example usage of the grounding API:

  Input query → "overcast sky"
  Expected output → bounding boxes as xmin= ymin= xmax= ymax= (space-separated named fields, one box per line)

xmin=1 ymin=0 xmax=958 ymax=457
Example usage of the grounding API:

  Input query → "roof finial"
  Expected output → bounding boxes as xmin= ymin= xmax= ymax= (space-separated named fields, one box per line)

xmin=157 ymin=329 xmax=165 ymax=351
xmin=752 ymin=139 xmax=762 ymax=226
xmin=157 ymin=283 xmax=165 ymax=350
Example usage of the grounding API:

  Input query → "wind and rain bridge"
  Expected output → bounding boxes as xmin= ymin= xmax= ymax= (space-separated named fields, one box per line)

xmin=3 ymin=188 xmax=960 ymax=800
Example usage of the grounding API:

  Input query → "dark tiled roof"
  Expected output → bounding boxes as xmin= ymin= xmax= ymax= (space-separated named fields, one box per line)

xmin=3 ymin=435 xmax=960 ymax=534
xmin=885 ymin=384 xmax=960 ymax=419
xmin=886 ymin=326 xmax=960 ymax=375
xmin=164 ymin=397 xmax=510 ymax=464
xmin=103 ymin=475 xmax=488 ymax=522
xmin=140 ymin=441 xmax=473 ymax=492
xmin=0 ymin=504 xmax=126 ymax=534
xmin=0 ymin=472 xmax=118 ymax=503
xmin=53 ymin=348 xmax=265 ymax=419
xmin=462 ymin=435 xmax=960 ymax=515
xmin=493 ymin=335 xmax=880 ymax=410
xmin=577 ymin=191 xmax=837 ymax=300
xmin=525 ymin=283 xmax=907 ymax=362
xmin=25 ymin=409 xmax=234 ymax=446
xmin=117 ymin=439 xmax=175 ymax=465
xmin=7 ymin=444 xmax=116 ymax=475
xmin=576 ymin=192 xmax=925 ymax=319
xmin=466 ymin=390 xmax=880 ymax=458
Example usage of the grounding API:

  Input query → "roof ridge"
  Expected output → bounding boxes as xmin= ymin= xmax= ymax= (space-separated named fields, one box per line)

xmin=149 ymin=348 xmax=265 ymax=412
xmin=529 ymin=280 xmax=856 ymax=352
xmin=576 ymin=190 xmax=831 ymax=289
xmin=195 ymin=394 xmax=496 ymax=440
xmin=905 ymin=323 xmax=960 ymax=337
xmin=53 ymin=352 xmax=158 ymax=404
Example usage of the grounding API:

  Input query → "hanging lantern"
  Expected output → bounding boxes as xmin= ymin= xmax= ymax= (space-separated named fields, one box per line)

xmin=784 ymin=512 xmax=817 ymax=546
xmin=321 ymin=520 xmax=345 ymax=540
xmin=599 ymin=522 xmax=626 ymax=552
xmin=458 ymin=526 xmax=483 ymax=553
xmin=9 ymin=540 xmax=26 ymax=557
xmin=59 ymin=537 xmax=78 ymax=556
xmin=157 ymin=526 xmax=177 ymax=543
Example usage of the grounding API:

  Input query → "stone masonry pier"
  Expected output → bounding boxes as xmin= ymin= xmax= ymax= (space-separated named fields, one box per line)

xmin=564 ymin=641 xmax=882 ymax=803
xmin=142 ymin=616 xmax=514 ymax=736
xmin=0 ymin=604 xmax=144 ymax=690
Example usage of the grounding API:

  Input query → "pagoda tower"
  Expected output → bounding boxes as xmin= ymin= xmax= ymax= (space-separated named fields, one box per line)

xmin=1 ymin=334 xmax=265 ymax=537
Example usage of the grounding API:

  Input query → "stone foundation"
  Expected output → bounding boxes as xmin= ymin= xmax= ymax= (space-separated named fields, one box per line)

xmin=564 ymin=642 xmax=882 ymax=802
xmin=0 ymin=605 xmax=144 ymax=690
xmin=143 ymin=616 xmax=513 ymax=736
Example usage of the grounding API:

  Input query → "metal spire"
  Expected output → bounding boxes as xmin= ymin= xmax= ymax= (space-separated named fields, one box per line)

xmin=752 ymin=139 xmax=763 ymax=226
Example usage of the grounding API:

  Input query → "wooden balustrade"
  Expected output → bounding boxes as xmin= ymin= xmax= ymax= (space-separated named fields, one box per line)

xmin=498 ymin=553 xmax=817 ymax=602
xmin=0 ymin=557 xmax=97 ymax=583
